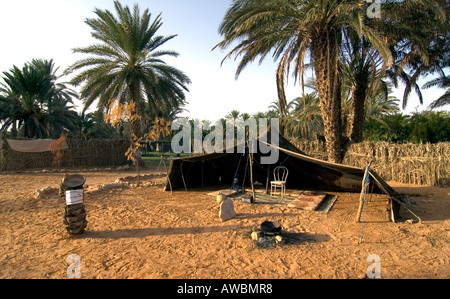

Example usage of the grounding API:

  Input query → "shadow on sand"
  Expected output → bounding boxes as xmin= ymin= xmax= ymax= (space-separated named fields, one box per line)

xmin=77 ymin=224 xmax=331 ymax=247
xmin=79 ymin=224 xmax=247 ymax=239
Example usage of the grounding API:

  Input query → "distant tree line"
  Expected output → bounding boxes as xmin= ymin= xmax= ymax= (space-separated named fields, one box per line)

xmin=364 ymin=111 xmax=450 ymax=143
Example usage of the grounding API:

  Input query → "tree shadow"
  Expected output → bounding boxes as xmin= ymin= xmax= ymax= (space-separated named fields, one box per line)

xmin=79 ymin=224 xmax=247 ymax=240
xmin=251 ymin=231 xmax=331 ymax=249
xmin=236 ymin=212 xmax=299 ymax=219
xmin=282 ymin=232 xmax=331 ymax=245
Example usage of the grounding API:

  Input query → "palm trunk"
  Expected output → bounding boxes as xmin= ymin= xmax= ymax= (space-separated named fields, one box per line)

xmin=128 ymin=84 xmax=144 ymax=172
xmin=128 ymin=84 xmax=141 ymax=142
xmin=129 ymin=112 xmax=141 ymax=142
xmin=11 ymin=120 xmax=18 ymax=138
xmin=311 ymin=28 xmax=343 ymax=163
xmin=25 ymin=118 xmax=35 ymax=139
xmin=350 ymin=81 xmax=368 ymax=143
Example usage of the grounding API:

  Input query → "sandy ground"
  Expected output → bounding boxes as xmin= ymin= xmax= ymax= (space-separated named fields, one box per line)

xmin=0 ymin=166 xmax=448 ymax=279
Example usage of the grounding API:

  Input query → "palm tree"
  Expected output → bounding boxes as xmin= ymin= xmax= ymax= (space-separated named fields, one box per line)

xmin=0 ymin=86 xmax=21 ymax=137
xmin=70 ymin=111 xmax=96 ymax=140
xmin=215 ymin=0 xmax=448 ymax=162
xmin=422 ymin=19 xmax=449 ymax=110
xmin=426 ymin=75 xmax=450 ymax=109
xmin=215 ymin=0 xmax=395 ymax=162
xmin=340 ymin=27 xmax=391 ymax=143
xmin=0 ymin=59 xmax=77 ymax=138
xmin=69 ymin=111 xmax=117 ymax=140
xmin=140 ymin=102 xmax=187 ymax=138
xmin=65 ymin=0 xmax=191 ymax=141
xmin=366 ymin=85 xmax=400 ymax=117
xmin=383 ymin=0 xmax=448 ymax=109
xmin=225 ymin=110 xmax=241 ymax=122
xmin=44 ymin=95 xmax=79 ymax=138
xmin=285 ymin=93 xmax=323 ymax=140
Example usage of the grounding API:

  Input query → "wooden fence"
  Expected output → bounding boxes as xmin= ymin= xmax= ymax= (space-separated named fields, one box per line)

xmin=0 ymin=138 xmax=131 ymax=171
xmin=290 ymin=139 xmax=450 ymax=187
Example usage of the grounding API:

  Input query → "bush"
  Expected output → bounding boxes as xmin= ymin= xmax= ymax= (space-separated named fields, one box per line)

xmin=363 ymin=111 xmax=450 ymax=143
xmin=408 ymin=111 xmax=450 ymax=143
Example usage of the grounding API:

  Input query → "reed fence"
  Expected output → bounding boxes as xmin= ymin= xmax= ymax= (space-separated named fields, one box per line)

xmin=0 ymin=138 xmax=131 ymax=171
xmin=290 ymin=139 xmax=450 ymax=187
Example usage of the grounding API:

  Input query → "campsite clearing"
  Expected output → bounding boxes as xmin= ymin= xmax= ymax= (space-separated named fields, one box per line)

xmin=0 ymin=167 xmax=449 ymax=279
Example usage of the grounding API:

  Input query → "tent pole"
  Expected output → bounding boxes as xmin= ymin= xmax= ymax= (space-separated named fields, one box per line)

xmin=201 ymin=160 xmax=204 ymax=189
xmin=265 ymin=164 xmax=271 ymax=194
xmin=356 ymin=165 xmax=370 ymax=223
xmin=241 ymin=152 xmax=249 ymax=194
xmin=163 ymin=158 xmax=173 ymax=194
xmin=249 ymin=152 xmax=255 ymax=199
xmin=180 ymin=161 xmax=187 ymax=191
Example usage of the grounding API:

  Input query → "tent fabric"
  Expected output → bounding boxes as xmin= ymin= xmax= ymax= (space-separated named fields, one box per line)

xmin=164 ymin=126 xmax=400 ymax=197
xmin=164 ymin=126 xmax=404 ymax=222
xmin=6 ymin=139 xmax=69 ymax=153
xmin=165 ymin=143 xmax=376 ymax=193
xmin=164 ymin=128 xmax=379 ymax=193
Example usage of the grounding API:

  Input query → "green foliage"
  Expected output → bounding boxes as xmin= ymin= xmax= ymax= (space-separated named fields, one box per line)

xmin=68 ymin=110 xmax=119 ymax=140
xmin=0 ymin=59 xmax=78 ymax=138
xmin=408 ymin=111 xmax=450 ymax=143
xmin=363 ymin=111 xmax=450 ymax=143
xmin=65 ymin=0 xmax=191 ymax=131
xmin=363 ymin=113 xmax=410 ymax=142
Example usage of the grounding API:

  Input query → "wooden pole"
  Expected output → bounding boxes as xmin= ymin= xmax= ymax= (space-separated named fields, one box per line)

xmin=356 ymin=165 xmax=370 ymax=223
xmin=249 ymin=152 xmax=255 ymax=199
xmin=241 ymin=153 xmax=249 ymax=194
xmin=265 ymin=164 xmax=271 ymax=194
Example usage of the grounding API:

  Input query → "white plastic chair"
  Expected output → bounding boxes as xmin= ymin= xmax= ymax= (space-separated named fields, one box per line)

xmin=270 ymin=166 xmax=288 ymax=198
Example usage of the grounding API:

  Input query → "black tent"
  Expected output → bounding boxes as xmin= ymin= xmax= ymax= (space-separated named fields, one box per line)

xmin=165 ymin=128 xmax=385 ymax=192
xmin=164 ymin=127 xmax=412 ymax=222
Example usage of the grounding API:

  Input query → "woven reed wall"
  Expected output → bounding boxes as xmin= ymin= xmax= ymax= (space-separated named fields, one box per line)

xmin=66 ymin=139 xmax=130 ymax=167
xmin=290 ymin=139 xmax=450 ymax=187
xmin=0 ymin=138 xmax=130 ymax=171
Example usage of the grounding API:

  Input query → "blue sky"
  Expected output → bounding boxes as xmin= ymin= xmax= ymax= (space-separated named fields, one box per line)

xmin=0 ymin=0 xmax=446 ymax=122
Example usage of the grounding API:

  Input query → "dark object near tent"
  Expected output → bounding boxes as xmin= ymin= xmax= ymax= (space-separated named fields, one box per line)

xmin=60 ymin=174 xmax=88 ymax=235
xmin=164 ymin=127 xmax=404 ymax=221
xmin=61 ymin=174 xmax=85 ymax=188
xmin=261 ymin=221 xmax=282 ymax=235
